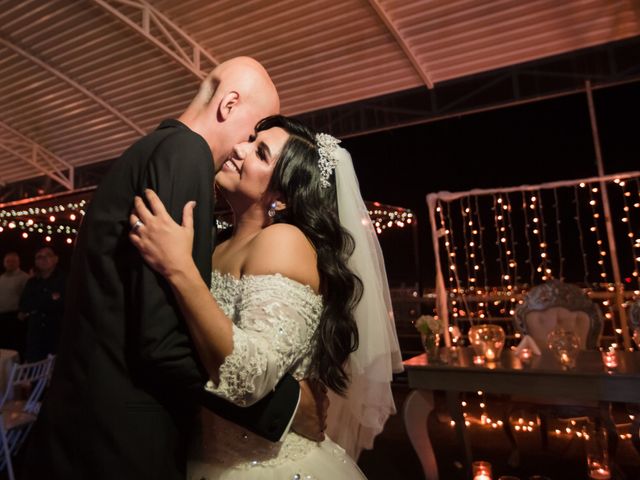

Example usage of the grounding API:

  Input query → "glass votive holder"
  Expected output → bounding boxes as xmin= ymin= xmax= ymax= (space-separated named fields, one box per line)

xmin=469 ymin=324 xmax=506 ymax=362
xmin=517 ymin=347 xmax=532 ymax=364
xmin=472 ymin=460 xmax=492 ymax=480
xmin=473 ymin=355 xmax=486 ymax=365
xmin=588 ymin=466 xmax=612 ymax=479
xmin=584 ymin=423 xmax=611 ymax=479
xmin=547 ymin=328 xmax=580 ymax=369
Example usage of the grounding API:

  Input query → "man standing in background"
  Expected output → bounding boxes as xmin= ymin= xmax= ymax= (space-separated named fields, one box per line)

xmin=19 ymin=247 xmax=66 ymax=361
xmin=0 ymin=252 xmax=29 ymax=355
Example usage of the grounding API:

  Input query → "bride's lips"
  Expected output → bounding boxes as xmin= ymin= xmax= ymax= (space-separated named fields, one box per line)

xmin=223 ymin=159 xmax=241 ymax=174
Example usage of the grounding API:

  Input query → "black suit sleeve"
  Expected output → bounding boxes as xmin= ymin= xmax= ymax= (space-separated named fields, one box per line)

xmin=131 ymin=130 xmax=214 ymax=395
xmin=200 ymin=375 xmax=300 ymax=442
xmin=131 ymin=130 xmax=300 ymax=441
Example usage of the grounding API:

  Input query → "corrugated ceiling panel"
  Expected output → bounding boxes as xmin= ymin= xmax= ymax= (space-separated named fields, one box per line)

xmin=155 ymin=0 xmax=421 ymax=114
xmin=0 ymin=0 xmax=638 ymax=184
xmin=383 ymin=0 xmax=640 ymax=82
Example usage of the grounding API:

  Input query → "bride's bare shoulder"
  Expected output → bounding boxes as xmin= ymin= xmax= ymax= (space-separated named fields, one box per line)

xmin=243 ymin=224 xmax=319 ymax=291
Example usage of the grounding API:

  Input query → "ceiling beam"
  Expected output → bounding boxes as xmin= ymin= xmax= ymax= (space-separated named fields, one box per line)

xmin=92 ymin=0 xmax=219 ymax=79
xmin=0 ymin=120 xmax=74 ymax=190
xmin=367 ymin=0 xmax=434 ymax=89
xmin=0 ymin=36 xmax=145 ymax=136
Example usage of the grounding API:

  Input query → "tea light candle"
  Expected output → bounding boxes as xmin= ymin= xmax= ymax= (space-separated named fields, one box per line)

xmin=472 ymin=460 xmax=492 ymax=480
xmin=589 ymin=466 xmax=611 ymax=479
xmin=485 ymin=348 xmax=496 ymax=361
xmin=518 ymin=347 xmax=532 ymax=362
xmin=473 ymin=474 xmax=491 ymax=480
xmin=473 ymin=355 xmax=485 ymax=365
xmin=560 ymin=351 xmax=571 ymax=366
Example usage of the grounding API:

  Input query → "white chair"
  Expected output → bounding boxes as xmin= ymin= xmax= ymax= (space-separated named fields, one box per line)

xmin=0 ymin=355 xmax=55 ymax=480
xmin=506 ymin=281 xmax=611 ymax=465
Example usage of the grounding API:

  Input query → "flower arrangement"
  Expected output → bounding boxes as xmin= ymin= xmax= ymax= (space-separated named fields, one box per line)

xmin=414 ymin=315 xmax=443 ymax=335
xmin=415 ymin=315 xmax=443 ymax=359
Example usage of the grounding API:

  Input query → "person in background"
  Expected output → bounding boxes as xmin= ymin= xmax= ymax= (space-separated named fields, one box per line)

xmin=0 ymin=251 xmax=29 ymax=355
xmin=19 ymin=247 xmax=66 ymax=361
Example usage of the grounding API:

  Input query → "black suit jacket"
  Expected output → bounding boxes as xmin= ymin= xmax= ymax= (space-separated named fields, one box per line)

xmin=24 ymin=120 xmax=300 ymax=480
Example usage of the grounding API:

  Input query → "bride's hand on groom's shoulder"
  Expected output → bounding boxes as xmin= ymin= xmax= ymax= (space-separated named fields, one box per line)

xmin=292 ymin=379 xmax=329 ymax=442
xmin=129 ymin=189 xmax=196 ymax=279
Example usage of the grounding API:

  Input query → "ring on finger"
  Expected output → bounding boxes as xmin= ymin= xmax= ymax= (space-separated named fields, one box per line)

xmin=132 ymin=219 xmax=144 ymax=232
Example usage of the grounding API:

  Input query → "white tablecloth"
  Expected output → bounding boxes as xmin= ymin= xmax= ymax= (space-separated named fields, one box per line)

xmin=0 ymin=349 xmax=19 ymax=401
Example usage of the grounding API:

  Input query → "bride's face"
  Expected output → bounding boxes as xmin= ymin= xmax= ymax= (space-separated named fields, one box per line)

xmin=216 ymin=127 xmax=289 ymax=206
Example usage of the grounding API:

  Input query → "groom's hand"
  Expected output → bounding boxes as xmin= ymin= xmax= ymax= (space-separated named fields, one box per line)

xmin=292 ymin=379 xmax=329 ymax=442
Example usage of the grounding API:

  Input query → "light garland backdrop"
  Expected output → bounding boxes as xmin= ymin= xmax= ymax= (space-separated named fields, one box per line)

xmin=427 ymin=171 xmax=640 ymax=348
xmin=0 ymin=189 xmax=414 ymax=272
xmin=0 ymin=187 xmax=96 ymax=258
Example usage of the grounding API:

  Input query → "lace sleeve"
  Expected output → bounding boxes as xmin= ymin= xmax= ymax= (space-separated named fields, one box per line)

xmin=205 ymin=274 xmax=322 ymax=406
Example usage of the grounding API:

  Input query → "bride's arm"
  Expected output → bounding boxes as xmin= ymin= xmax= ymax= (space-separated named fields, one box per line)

xmin=131 ymin=190 xmax=328 ymax=440
xmin=129 ymin=190 xmax=321 ymax=398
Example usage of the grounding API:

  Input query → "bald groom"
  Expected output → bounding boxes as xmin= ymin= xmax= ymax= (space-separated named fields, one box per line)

xmin=24 ymin=57 xmax=321 ymax=480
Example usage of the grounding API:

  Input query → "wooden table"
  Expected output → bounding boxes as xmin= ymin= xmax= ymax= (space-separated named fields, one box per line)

xmin=0 ymin=349 xmax=19 ymax=401
xmin=403 ymin=348 xmax=640 ymax=479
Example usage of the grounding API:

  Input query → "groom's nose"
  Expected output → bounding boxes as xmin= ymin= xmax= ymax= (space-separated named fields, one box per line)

xmin=232 ymin=142 xmax=249 ymax=160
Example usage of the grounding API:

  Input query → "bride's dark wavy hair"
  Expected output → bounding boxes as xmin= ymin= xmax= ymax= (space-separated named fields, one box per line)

xmin=256 ymin=115 xmax=362 ymax=394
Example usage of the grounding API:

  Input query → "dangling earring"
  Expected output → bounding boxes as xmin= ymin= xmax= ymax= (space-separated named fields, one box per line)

xmin=268 ymin=201 xmax=277 ymax=218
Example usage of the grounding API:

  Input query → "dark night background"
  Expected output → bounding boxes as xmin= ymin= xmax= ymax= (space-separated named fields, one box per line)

xmin=342 ymin=80 xmax=640 ymax=289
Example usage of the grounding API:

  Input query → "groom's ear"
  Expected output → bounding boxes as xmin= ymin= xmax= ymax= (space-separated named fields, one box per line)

xmin=217 ymin=91 xmax=240 ymax=122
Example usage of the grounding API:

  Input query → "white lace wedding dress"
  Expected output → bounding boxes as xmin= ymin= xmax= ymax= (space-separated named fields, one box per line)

xmin=187 ymin=271 xmax=367 ymax=479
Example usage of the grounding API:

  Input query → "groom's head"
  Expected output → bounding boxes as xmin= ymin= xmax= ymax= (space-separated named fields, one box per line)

xmin=179 ymin=56 xmax=280 ymax=171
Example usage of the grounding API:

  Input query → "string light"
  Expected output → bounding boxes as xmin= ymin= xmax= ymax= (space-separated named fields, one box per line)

xmin=530 ymin=190 xmax=552 ymax=281
xmin=549 ymin=188 xmax=564 ymax=283
xmin=436 ymin=199 xmax=472 ymax=322
xmin=368 ymin=203 xmax=414 ymax=235
xmin=493 ymin=194 xmax=513 ymax=316
xmin=0 ymin=200 xmax=86 ymax=220
xmin=585 ymin=184 xmax=608 ymax=280
xmin=2 ymin=198 xmax=414 ymax=242
xmin=619 ymin=179 xmax=640 ymax=293
xmin=493 ymin=195 xmax=508 ymax=290
xmin=460 ymin=197 xmax=475 ymax=291
xmin=0 ymin=200 xmax=86 ymax=241
xmin=583 ymin=182 xmax=620 ymax=335
xmin=573 ymin=185 xmax=591 ymax=285
xmin=521 ymin=191 xmax=536 ymax=286
xmin=504 ymin=193 xmax=519 ymax=289
xmin=473 ymin=195 xmax=490 ymax=297
xmin=431 ymin=173 xmax=640 ymax=348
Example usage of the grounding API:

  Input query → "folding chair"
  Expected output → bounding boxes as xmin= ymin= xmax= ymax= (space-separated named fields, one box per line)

xmin=0 ymin=355 xmax=55 ymax=480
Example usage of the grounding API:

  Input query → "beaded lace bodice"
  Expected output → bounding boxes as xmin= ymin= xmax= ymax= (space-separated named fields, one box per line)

xmin=192 ymin=270 xmax=324 ymax=469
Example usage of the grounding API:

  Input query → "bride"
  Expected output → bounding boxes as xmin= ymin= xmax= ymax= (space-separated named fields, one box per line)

xmin=129 ymin=115 xmax=402 ymax=478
